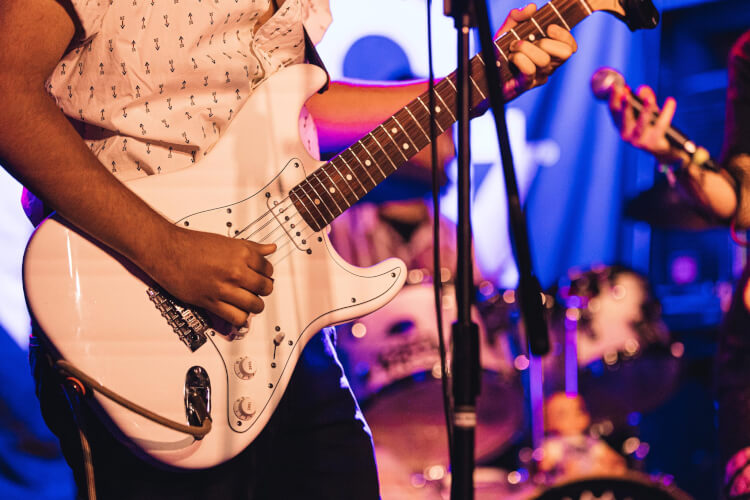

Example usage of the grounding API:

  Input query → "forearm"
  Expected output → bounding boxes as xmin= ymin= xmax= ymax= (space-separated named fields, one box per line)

xmin=0 ymin=85 xmax=174 ymax=275
xmin=674 ymin=149 xmax=739 ymax=222
xmin=306 ymin=79 xmax=431 ymax=153
xmin=305 ymin=79 xmax=455 ymax=171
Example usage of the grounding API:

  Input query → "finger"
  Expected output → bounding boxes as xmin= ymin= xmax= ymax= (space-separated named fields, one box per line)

xmin=211 ymin=301 xmax=252 ymax=327
xmin=239 ymin=270 xmax=274 ymax=297
xmin=497 ymin=4 xmax=537 ymax=34
xmin=619 ymin=91 xmax=639 ymax=141
xmin=636 ymin=85 xmax=657 ymax=110
xmin=536 ymin=37 xmax=575 ymax=63
xmin=633 ymin=86 xmax=655 ymax=138
xmin=244 ymin=243 xmax=275 ymax=278
xmin=608 ymin=85 xmax=625 ymax=115
xmin=654 ymin=96 xmax=676 ymax=135
xmin=509 ymin=51 xmax=536 ymax=79
xmin=247 ymin=241 xmax=276 ymax=256
xmin=511 ymin=40 xmax=551 ymax=71
xmin=220 ymin=286 xmax=266 ymax=316
xmin=546 ymin=24 xmax=577 ymax=53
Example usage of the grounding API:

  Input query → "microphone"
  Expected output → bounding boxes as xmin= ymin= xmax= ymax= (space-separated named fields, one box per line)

xmin=590 ymin=67 xmax=719 ymax=172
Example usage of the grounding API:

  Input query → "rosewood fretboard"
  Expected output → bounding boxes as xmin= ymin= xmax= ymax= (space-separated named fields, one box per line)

xmin=290 ymin=0 xmax=592 ymax=232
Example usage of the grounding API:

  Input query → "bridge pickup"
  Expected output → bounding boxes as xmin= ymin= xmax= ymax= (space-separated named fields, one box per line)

xmin=147 ymin=288 xmax=209 ymax=352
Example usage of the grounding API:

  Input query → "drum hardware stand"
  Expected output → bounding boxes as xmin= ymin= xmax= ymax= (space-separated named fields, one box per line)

xmin=444 ymin=0 xmax=550 ymax=498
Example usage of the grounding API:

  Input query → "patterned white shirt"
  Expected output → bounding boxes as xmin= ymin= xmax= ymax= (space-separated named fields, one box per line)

xmin=46 ymin=0 xmax=331 ymax=181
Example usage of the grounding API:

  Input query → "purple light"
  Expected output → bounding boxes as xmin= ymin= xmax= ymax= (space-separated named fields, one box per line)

xmin=567 ymin=295 xmax=582 ymax=308
xmin=670 ymin=254 xmax=699 ymax=285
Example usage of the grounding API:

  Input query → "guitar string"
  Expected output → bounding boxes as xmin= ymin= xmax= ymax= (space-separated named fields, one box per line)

xmin=193 ymin=2 xmax=579 ymax=260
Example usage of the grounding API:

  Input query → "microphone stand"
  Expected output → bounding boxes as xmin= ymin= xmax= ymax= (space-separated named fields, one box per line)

xmin=444 ymin=1 xmax=549 ymax=498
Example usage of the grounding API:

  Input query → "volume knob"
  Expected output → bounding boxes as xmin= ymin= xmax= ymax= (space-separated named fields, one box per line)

xmin=234 ymin=356 xmax=256 ymax=380
xmin=233 ymin=397 xmax=256 ymax=420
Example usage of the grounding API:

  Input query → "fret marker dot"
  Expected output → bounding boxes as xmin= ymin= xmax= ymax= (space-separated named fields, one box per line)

xmin=365 ymin=159 xmax=372 ymax=167
xmin=391 ymin=127 xmax=398 ymax=134
xmin=314 ymin=199 xmax=320 ymax=205
xmin=329 ymin=187 xmax=336 ymax=194
xmin=435 ymin=106 xmax=441 ymax=113
xmin=402 ymin=143 xmax=409 ymax=150
xmin=528 ymin=34 xmax=536 ymax=41
xmin=346 ymin=174 xmax=352 ymax=181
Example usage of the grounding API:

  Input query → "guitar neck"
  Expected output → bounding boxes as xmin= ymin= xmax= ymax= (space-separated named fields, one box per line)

xmin=291 ymin=0 xmax=593 ymax=231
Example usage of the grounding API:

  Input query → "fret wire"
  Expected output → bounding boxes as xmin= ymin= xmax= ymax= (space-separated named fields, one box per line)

xmin=495 ymin=44 xmax=509 ymax=62
xmin=396 ymin=110 xmax=429 ymax=149
xmin=357 ymin=139 xmax=389 ymax=179
xmin=314 ymin=169 xmax=345 ymax=214
xmin=290 ymin=0 xmax=591 ymax=233
xmin=469 ymin=76 xmax=486 ymax=100
xmin=531 ymin=17 xmax=545 ymax=35
xmin=289 ymin=189 xmax=316 ymax=230
xmin=346 ymin=147 xmax=378 ymax=187
xmin=434 ymin=91 xmax=456 ymax=122
xmin=548 ymin=1 xmax=571 ymax=30
xmin=444 ymin=77 xmax=457 ymax=93
xmin=320 ymin=167 xmax=350 ymax=209
xmin=300 ymin=183 xmax=327 ymax=224
xmin=307 ymin=175 xmax=338 ymax=220
xmin=326 ymin=159 xmax=358 ymax=201
xmin=404 ymin=104 xmax=430 ymax=142
xmin=392 ymin=116 xmax=419 ymax=150
xmin=379 ymin=124 xmax=409 ymax=162
xmin=416 ymin=96 xmax=445 ymax=134
xmin=368 ymin=132 xmax=398 ymax=170
xmin=335 ymin=155 xmax=367 ymax=192
xmin=577 ymin=0 xmax=592 ymax=15
xmin=340 ymin=154 xmax=368 ymax=191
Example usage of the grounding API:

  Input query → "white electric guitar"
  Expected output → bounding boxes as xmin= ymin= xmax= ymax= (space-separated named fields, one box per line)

xmin=23 ymin=0 xmax=657 ymax=469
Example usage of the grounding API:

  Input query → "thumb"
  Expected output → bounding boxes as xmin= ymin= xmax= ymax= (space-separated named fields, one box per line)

xmin=248 ymin=241 xmax=277 ymax=255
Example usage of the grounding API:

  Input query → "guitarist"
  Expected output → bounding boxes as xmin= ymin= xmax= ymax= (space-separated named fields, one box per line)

xmin=607 ymin=30 xmax=750 ymax=499
xmin=0 ymin=0 xmax=576 ymax=498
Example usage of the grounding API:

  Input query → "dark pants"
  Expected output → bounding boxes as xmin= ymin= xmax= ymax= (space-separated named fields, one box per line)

xmin=31 ymin=329 xmax=380 ymax=500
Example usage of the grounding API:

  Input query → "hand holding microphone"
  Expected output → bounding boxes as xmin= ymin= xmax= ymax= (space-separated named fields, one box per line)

xmin=591 ymin=67 xmax=719 ymax=172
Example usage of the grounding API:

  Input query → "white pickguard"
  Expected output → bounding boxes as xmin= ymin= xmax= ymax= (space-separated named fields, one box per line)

xmin=22 ymin=64 xmax=406 ymax=469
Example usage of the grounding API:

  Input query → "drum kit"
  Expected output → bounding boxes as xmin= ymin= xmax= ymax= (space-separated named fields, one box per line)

xmin=336 ymin=265 xmax=691 ymax=499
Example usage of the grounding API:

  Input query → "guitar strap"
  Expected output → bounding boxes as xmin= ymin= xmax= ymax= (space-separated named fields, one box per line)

xmin=272 ymin=0 xmax=330 ymax=93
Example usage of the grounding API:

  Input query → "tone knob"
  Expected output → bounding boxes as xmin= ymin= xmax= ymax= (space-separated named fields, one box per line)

xmin=234 ymin=356 xmax=256 ymax=380
xmin=233 ymin=397 xmax=256 ymax=420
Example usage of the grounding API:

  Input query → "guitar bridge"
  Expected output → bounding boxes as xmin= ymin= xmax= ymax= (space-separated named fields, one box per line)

xmin=147 ymin=288 xmax=209 ymax=352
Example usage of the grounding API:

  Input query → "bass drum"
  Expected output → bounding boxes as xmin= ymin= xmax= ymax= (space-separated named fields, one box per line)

xmin=532 ymin=472 xmax=693 ymax=500
xmin=336 ymin=283 xmax=525 ymax=475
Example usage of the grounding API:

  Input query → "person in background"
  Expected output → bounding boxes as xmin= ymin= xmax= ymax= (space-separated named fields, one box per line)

xmin=539 ymin=392 xmax=627 ymax=482
xmin=607 ymin=30 xmax=750 ymax=499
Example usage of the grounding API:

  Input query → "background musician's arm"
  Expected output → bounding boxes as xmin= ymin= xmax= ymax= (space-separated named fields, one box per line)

xmin=0 ymin=0 xmax=274 ymax=327
xmin=607 ymin=34 xmax=750 ymax=227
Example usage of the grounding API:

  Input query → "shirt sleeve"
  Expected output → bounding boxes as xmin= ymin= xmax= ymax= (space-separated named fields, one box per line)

xmin=300 ymin=0 xmax=332 ymax=45
xmin=60 ymin=0 xmax=109 ymax=41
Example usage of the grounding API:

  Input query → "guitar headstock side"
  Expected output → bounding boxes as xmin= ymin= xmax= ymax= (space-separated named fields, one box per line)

xmin=587 ymin=0 xmax=660 ymax=31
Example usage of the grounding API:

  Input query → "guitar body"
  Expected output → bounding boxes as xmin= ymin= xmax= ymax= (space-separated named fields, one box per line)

xmin=22 ymin=0 xmax=659 ymax=470
xmin=23 ymin=64 xmax=406 ymax=469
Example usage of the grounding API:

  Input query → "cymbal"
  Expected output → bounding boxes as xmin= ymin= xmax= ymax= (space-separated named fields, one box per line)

xmin=624 ymin=180 xmax=722 ymax=230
